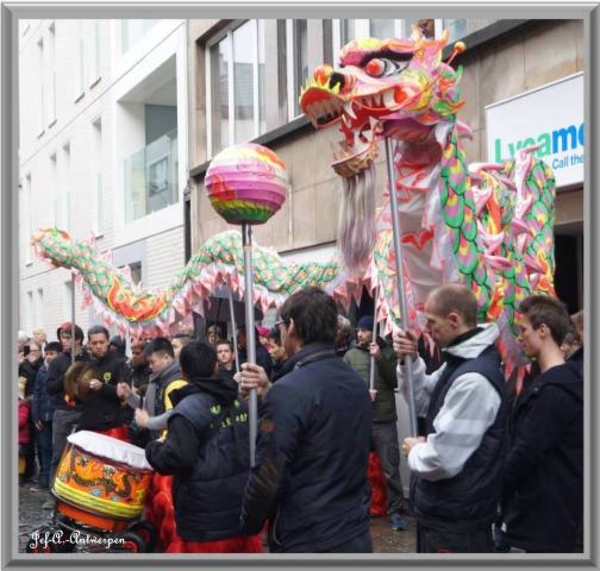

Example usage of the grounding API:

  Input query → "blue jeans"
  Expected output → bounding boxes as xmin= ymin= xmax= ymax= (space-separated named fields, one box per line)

xmin=34 ymin=420 xmax=53 ymax=489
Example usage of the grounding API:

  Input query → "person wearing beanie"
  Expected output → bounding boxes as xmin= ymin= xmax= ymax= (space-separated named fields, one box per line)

xmin=109 ymin=335 xmax=127 ymax=359
xmin=344 ymin=314 xmax=409 ymax=532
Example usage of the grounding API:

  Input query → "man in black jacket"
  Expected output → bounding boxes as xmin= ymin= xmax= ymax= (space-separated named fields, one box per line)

xmin=77 ymin=325 xmax=130 ymax=438
xmin=45 ymin=322 xmax=89 ymax=509
xmin=240 ymin=287 xmax=373 ymax=553
xmin=145 ymin=341 xmax=252 ymax=545
xmin=498 ymin=295 xmax=583 ymax=553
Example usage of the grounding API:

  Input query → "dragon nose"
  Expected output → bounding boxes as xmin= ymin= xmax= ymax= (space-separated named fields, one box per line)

xmin=328 ymin=72 xmax=346 ymax=90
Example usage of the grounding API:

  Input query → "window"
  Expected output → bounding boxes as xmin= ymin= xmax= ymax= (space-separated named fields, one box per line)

xmin=50 ymin=153 xmax=57 ymax=226
xmin=121 ymin=19 xmax=158 ymax=53
xmin=74 ymin=20 xmax=85 ymax=100
xmin=336 ymin=19 xmax=423 ymax=54
xmin=207 ymin=20 xmax=266 ymax=156
xmin=22 ymin=175 xmax=33 ymax=264
xmin=63 ymin=280 xmax=74 ymax=320
xmin=35 ymin=288 xmax=44 ymax=331
xmin=286 ymin=19 xmax=308 ymax=119
xmin=26 ymin=291 xmax=34 ymax=334
xmin=59 ymin=143 xmax=71 ymax=230
xmin=37 ymin=38 xmax=44 ymax=134
xmin=92 ymin=118 xmax=104 ymax=235
xmin=47 ymin=22 xmax=56 ymax=124
xmin=87 ymin=20 xmax=101 ymax=85
xmin=443 ymin=19 xmax=496 ymax=42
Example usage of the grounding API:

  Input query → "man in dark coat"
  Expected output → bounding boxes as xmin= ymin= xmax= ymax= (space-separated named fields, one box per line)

xmin=498 ymin=295 xmax=583 ymax=553
xmin=145 ymin=341 xmax=251 ymax=544
xmin=240 ymin=287 xmax=373 ymax=553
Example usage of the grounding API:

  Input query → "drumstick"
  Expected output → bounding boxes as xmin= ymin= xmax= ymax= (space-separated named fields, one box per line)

xmin=139 ymin=395 xmax=144 ymax=410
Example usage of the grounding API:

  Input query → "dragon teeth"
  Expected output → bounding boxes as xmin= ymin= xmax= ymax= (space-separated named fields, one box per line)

xmin=345 ymin=103 xmax=357 ymax=120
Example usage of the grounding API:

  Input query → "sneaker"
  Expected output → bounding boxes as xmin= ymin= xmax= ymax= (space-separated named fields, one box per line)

xmin=42 ymin=498 xmax=56 ymax=510
xmin=30 ymin=485 xmax=49 ymax=493
xmin=389 ymin=513 xmax=409 ymax=531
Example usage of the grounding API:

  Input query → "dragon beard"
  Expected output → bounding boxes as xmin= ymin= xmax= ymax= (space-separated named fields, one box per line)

xmin=337 ymin=161 xmax=377 ymax=274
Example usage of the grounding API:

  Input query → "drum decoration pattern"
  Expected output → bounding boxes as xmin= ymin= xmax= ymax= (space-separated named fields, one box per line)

xmin=53 ymin=443 xmax=153 ymax=520
xmin=205 ymin=143 xmax=289 ymax=225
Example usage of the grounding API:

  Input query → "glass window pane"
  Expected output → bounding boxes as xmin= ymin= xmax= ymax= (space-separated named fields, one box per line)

xmin=233 ymin=21 xmax=255 ymax=143
xmin=341 ymin=19 xmax=358 ymax=45
xmin=211 ymin=39 xmax=229 ymax=153
xmin=258 ymin=19 xmax=266 ymax=135
xmin=121 ymin=19 xmax=158 ymax=53
xmin=369 ymin=19 xmax=394 ymax=39
xmin=293 ymin=19 xmax=308 ymax=117
xmin=443 ymin=19 xmax=496 ymax=42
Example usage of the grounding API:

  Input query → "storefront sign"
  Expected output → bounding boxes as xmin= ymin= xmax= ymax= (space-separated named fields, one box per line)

xmin=486 ymin=73 xmax=584 ymax=188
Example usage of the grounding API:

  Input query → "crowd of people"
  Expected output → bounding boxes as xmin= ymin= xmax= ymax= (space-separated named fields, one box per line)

xmin=17 ymin=284 xmax=584 ymax=554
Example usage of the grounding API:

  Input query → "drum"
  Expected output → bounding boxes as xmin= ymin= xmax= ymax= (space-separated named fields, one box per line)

xmin=53 ymin=431 xmax=153 ymax=524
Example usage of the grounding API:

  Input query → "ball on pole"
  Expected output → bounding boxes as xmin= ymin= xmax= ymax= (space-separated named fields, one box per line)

xmin=205 ymin=143 xmax=289 ymax=225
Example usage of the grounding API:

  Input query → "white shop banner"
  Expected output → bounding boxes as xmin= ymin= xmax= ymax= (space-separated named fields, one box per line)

xmin=486 ymin=72 xmax=584 ymax=188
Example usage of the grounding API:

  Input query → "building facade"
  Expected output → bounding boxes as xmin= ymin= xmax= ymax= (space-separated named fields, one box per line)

xmin=18 ymin=19 xmax=190 ymax=338
xmin=188 ymin=18 xmax=584 ymax=314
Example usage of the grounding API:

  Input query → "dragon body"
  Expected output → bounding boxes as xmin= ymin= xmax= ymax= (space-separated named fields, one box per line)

xmin=32 ymin=28 xmax=556 ymax=374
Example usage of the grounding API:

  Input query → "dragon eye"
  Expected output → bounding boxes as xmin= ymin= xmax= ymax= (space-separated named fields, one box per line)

xmin=365 ymin=57 xmax=409 ymax=77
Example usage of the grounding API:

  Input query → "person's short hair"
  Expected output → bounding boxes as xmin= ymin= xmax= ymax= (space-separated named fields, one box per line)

xmin=570 ymin=310 xmax=583 ymax=336
xmin=337 ymin=315 xmax=352 ymax=337
xmin=179 ymin=341 xmax=217 ymax=379
xmin=44 ymin=341 xmax=63 ymax=354
xmin=216 ymin=339 xmax=234 ymax=351
xmin=206 ymin=325 xmax=224 ymax=338
xmin=279 ymin=287 xmax=337 ymax=345
xmin=57 ymin=322 xmax=84 ymax=342
xmin=145 ymin=336 xmax=174 ymax=359
xmin=426 ymin=283 xmax=479 ymax=328
xmin=267 ymin=327 xmax=281 ymax=345
xmin=518 ymin=294 xmax=571 ymax=346
xmin=88 ymin=325 xmax=110 ymax=340
xmin=173 ymin=333 xmax=192 ymax=345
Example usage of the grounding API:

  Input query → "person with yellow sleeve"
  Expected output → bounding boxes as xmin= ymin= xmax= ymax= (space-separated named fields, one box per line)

xmin=118 ymin=337 xmax=187 ymax=443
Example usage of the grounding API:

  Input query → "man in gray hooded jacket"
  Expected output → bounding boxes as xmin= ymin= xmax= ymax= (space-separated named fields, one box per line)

xmin=394 ymin=283 xmax=507 ymax=553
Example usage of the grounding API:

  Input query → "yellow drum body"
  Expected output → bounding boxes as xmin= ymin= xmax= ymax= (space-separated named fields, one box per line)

xmin=53 ymin=432 xmax=153 ymax=521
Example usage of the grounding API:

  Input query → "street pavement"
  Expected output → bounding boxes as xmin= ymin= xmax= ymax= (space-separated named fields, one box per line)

xmin=18 ymin=481 xmax=416 ymax=554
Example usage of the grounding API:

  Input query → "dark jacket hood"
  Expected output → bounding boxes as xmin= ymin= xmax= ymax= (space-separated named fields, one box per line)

xmin=170 ymin=374 xmax=239 ymax=407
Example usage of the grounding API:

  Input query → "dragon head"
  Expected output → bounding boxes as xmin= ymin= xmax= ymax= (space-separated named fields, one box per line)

xmin=299 ymin=27 xmax=466 ymax=177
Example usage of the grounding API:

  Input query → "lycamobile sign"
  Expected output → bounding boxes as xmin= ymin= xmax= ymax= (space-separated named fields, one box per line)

xmin=486 ymin=73 xmax=584 ymax=188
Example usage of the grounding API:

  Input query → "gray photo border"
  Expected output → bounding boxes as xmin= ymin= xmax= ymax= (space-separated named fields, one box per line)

xmin=1 ymin=1 xmax=598 ymax=570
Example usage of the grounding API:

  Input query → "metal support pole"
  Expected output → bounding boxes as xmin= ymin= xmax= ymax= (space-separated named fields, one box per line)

xmin=369 ymin=288 xmax=379 ymax=391
xmin=242 ymin=223 xmax=258 ymax=466
xmin=228 ymin=287 xmax=241 ymax=374
xmin=385 ymin=138 xmax=419 ymax=437
xmin=71 ymin=271 xmax=76 ymax=364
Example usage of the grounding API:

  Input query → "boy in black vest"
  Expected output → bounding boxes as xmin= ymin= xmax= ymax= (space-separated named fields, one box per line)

xmin=393 ymin=283 xmax=506 ymax=553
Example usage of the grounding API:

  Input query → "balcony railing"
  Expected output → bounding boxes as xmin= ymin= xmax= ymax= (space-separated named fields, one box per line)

xmin=124 ymin=129 xmax=178 ymax=222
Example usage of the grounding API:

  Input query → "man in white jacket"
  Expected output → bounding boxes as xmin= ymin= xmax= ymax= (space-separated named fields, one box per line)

xmin=393 ymin=283 xmax=506 ymax=553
